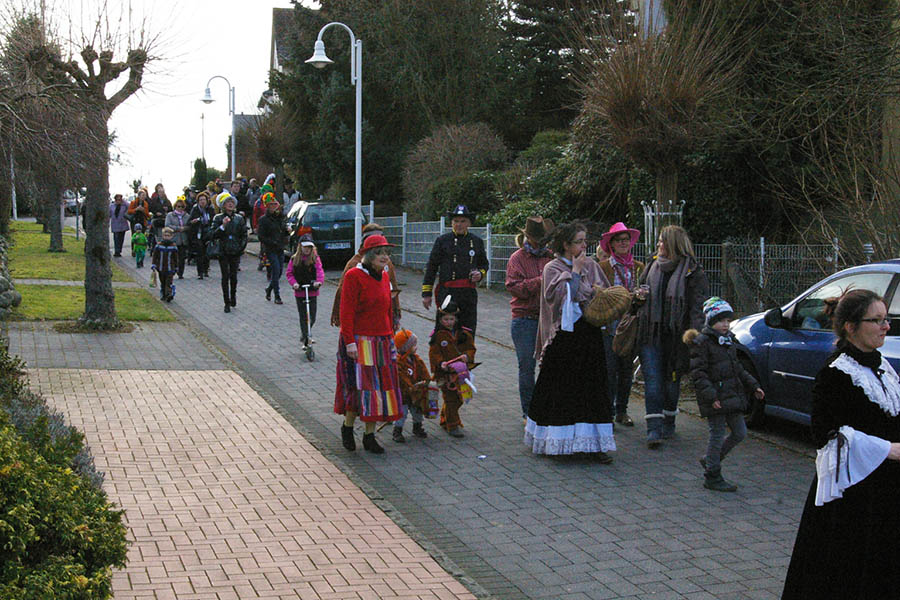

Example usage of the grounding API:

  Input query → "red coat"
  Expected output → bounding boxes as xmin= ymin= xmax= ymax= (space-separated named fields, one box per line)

xmin=339 ymin=264 xmax=394 ymax=345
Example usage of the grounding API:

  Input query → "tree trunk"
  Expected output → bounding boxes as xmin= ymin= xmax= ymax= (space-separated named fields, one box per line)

xmin=48 ymin=183 xmax=64 ymax=252
xmin=80 ymin=115 xmax=118 ymax=328
xmin=652 ymin=166 xmax=681 ymax=240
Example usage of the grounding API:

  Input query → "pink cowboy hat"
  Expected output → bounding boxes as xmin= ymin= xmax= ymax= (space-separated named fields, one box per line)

xmin=600 ymin=222 xmax=640 ymax=255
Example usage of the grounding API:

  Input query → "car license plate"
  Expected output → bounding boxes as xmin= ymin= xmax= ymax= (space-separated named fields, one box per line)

xmin=325 ymin=242 xmax=351 ymax=250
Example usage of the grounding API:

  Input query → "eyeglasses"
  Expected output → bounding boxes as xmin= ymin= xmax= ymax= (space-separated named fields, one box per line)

xmin=373 ymin=248 xmax=392 ymax=256
xmin=612 ymin=236 xmax=631 ymax=243
xmin=860 ymin=317 xmax=891 ymax=326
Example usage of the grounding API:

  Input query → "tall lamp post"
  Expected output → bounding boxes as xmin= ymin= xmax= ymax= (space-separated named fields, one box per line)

xmin=200 ymin=75 xmax=236 ymax=181
xmin=306 ymin=22 xmax=363 ymax=251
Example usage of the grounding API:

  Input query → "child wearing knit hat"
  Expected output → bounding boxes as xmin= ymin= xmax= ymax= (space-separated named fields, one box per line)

xmin=393 ymin=329 xmax=432 ymax=442
xmin=683 ymin=297 xmax=765 ymax=492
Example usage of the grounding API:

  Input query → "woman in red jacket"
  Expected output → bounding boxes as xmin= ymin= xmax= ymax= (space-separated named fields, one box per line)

xmin=335 ymin=234 xmax=403 ymax=453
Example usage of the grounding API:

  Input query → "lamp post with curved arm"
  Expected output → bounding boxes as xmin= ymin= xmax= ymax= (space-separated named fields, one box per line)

xmin=200 ymin=75 xmax=236 ymax=181
xmin=306 ymin=22 xmax=363 ymax=251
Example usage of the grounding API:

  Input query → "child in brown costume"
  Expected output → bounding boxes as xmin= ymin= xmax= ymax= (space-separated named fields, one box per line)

xmin=392 ymin=329 xmax=432 ymax=443
xmin=429 ymin=297 xmax=477 ymax=438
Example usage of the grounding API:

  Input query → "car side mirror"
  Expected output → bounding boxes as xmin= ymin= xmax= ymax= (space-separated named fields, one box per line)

xmin=764 ymin=307 xmax=789 ymax=329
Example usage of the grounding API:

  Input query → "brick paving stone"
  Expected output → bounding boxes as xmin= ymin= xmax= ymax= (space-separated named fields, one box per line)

xmin=28 ymin=368 xmax=476 ymax=600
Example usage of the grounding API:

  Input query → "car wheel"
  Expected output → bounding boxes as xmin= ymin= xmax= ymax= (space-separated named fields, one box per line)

xmin=740 ymin=355 xmax=766 ymax=428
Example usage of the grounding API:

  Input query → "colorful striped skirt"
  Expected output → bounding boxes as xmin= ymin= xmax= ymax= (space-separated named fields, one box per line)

xmin=335 ymin=334 xmax=403 ymax=422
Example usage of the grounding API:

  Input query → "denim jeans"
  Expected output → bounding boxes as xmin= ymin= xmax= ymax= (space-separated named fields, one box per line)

xmin=639 ymin=343 xmax=681 ymax=433
xmin=705 ymin=412 xmax=747 ymax=473
xmin=394 ymin=404 xmax=424 ymax=429
xmin=511 ymin=317 xmax=539 ymax=418
xmin=265 ymin=250 xmax=284 ymax=296
xmin=602 ymin=329 xmax=635 ymax=417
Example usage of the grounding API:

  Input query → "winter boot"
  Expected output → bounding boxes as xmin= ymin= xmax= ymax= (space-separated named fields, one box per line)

xmin=341 ymin=425 xmax=356 ymax=451
xmin=703 ymin=469 xmax=737 ymax=492
xmin=392 ymin=426 xmax=406 ymax=443
xmin=412 ymin=422 xmax=427 ymax=438
xmin=362 ymin=432 xmax=384 ymax=454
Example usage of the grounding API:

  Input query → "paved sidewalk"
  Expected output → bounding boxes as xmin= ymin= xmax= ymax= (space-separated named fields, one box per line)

xmin=29 ymin=367 xmax=474 ymax=600
xmin=6 ymin=231 xmax=816 ymax=599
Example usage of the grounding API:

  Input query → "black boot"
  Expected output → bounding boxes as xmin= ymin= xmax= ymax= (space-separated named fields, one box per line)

xmin=412 ymin=422 xmax=427 ymax=438
xmin=265 ymin=288 xmax=272 ymax=301
xmin=704 ymin=469 xmax=737 ymax=492
xmin=224 ymin=304 xmax=231 ymax=313
xmin=341 ymin=425 xmax=356 ymax=451
xmin=362 ymin=432 xmax=384 ymax=454
xmin=392 ymin=426 xmax=406 ymax=443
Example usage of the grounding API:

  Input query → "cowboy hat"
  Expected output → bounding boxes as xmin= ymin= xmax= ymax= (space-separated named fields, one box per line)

xmin=446 ymin=204 xmax=475 ymax=222
xmin=522 ymin=216 xmax=555 ymax=240
xmin=600 ymin=222 xmax=640 ymax=255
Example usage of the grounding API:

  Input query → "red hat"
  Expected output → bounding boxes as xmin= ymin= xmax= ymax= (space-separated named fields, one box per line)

xmin=359 ymin=234 xmax=395 ymax=254
xmin=600 ymin=222 xmax=640 ymax=255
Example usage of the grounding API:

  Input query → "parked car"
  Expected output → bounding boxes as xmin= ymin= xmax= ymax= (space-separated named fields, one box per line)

xmin=284 ymin=201 xmax=357 ymax=266
xmin=63 ymin=190 xmax=81 ymax=216
xmin=731 ymin=260 xmax=900 ymax=427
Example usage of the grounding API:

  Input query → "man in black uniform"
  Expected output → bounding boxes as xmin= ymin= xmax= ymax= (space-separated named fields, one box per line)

xmin=422 ymin=205 xmax=489 ymax=333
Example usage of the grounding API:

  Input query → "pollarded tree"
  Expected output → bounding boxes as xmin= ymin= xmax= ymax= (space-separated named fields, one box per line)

xmin=573 ymin=1 xmax=747 ymax=229
xmin=25 ymin=1 xmax=157 ymax=329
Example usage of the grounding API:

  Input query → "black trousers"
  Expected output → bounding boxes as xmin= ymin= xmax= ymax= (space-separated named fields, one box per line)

xmin=294 ymin=295 xmax=318 ymax=344
xmin=219 ymin=254 xmax=240 ymax=303
xmin=194 ymin=241 xmax=209 ymax=276
xmin=176 ymin=244 xmax=188 ymax=277
xmin=436 ymin=286 xmax=478 ymax=333
xmin=112 ymin=230 xmax=126 ymax=255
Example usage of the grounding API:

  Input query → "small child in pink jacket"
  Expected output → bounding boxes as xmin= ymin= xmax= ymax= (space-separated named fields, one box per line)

xmin=285 ymin=234 xmax=325 ymax=349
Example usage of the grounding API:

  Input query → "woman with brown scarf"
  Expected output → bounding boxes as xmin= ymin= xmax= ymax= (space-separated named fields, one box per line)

xmin=635 ymin=225 xmax=708 ymax=448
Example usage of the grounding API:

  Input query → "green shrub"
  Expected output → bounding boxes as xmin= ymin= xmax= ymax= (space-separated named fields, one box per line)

xmin=487 ymin=198 xmax=561 ymax=234
xmin=0 ymin=344 xmax=26 ymax=403
xmin=516 ymin=130 xmax=570 ymax=167
xmin=0 ymin=418 xmax=128 ymax=599
xmin=427 ymin=171 xmax=501 ymax=221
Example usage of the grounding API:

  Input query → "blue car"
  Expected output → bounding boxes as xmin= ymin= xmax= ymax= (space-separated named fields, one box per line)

xmin=731 ymin=260 xmax=900 ymax=427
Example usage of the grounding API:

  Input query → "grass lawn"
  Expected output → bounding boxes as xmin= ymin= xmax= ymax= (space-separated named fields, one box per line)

xmin=6 ymin=223 xmax=131 ymax=282
xmin=11 ymin=285 xmax=175 ymax=322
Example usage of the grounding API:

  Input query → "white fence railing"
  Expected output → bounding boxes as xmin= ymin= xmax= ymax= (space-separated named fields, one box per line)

xmin=377 ymin=214 xmax=842 ymax=308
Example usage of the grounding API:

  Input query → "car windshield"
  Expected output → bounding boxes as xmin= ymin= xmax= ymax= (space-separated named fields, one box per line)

xmin=304 ymin=205 xmax=355 ymax=224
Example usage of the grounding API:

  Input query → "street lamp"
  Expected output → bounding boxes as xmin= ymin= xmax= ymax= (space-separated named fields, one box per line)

xmin=306 ymin=22 xmax=363 ymax=251
xmin=201 ymin=75 xmax=236 ymax=181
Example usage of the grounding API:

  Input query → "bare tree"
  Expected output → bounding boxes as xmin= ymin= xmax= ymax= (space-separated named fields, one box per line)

xmin=21 ymin=0 xmax=159 ymax=329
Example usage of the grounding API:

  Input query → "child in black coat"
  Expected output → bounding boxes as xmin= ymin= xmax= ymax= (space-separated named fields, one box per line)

xmin=151 ymin=227 xmax=179 ymax=302
xmin=684 ymin=297 xmax=764 ymax=492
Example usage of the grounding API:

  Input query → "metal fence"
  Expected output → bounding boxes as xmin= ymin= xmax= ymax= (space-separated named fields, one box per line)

xmin=375 ymin=214 xmax=841 ymax=311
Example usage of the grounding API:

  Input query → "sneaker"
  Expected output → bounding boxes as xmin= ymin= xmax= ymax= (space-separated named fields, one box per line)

xmin=412 ymin=423 xmax=427 ymax=438
xmin=615 ymin=413 xmax=634 ymax=427
xmin=448 ymin=427 xmax=465 ymax=438
xmin=274 ymin=296 xmax=283 ymax=305
xmin=392 ymin=427 xmax=406 ymax=443
xmin=646 ymin=429 xmax=662 ymax=449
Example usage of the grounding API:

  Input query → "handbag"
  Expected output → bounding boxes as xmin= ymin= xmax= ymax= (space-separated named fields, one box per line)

xmin=206 ymin=238 xmax=221 ymax=259
xmin=612 ymin=312 xmax=639 ymax=358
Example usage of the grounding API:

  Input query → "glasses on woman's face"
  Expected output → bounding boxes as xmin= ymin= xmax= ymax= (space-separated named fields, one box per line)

xmin=860 ymin=317 xmax=891 ymax=327
xmin=374 ymin=248 xmax=392 ymax=256
xmin=613 ymin=236 xmax=630 ymax=244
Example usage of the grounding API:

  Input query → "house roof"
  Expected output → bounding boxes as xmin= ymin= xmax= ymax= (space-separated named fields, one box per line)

xmin=271 ymin=7 xmax=297 ymax=72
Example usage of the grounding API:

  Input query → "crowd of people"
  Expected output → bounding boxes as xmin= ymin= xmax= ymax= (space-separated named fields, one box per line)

xmin=110 ymin=186 xmax=900 ymax=598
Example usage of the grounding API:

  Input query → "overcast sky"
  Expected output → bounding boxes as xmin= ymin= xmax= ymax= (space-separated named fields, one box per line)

xmin=99 ymin=0 xmax=316 ymax=196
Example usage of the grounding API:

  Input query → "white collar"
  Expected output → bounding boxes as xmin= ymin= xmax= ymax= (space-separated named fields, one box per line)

xmin=831 ymin=353 xmax=900 ymax=417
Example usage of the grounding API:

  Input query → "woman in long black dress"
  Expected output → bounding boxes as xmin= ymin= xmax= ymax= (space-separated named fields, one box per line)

xmin=782 ymin=288 xmax=900 ymax=599
xmin=524 ymin=222 xmax=615 ymax=460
